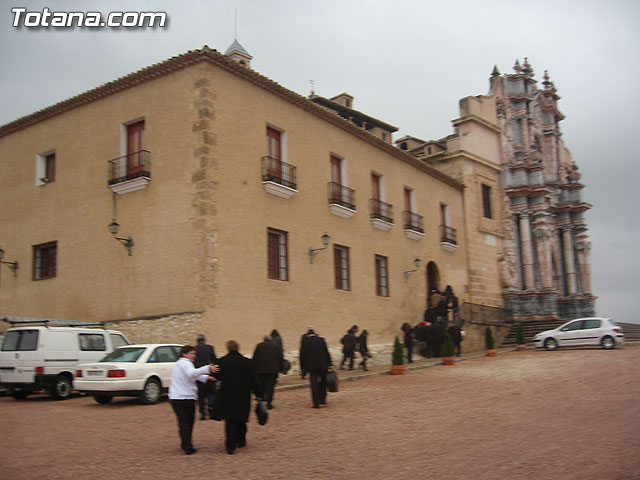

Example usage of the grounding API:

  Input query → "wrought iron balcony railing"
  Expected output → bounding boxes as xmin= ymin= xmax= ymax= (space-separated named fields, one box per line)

xmin=370 ymin=198 xmax=393 ymax=224
xmin=328 ymin=182 xmax=356 ymax=210
xmin=261 ymin=156 xmax=297 ymax=190
xmin=403 ymin=211 xmax=424 ymax=234
xmin=440 ymin=224 xmax=458 ymax=245
xmin=108 ymin=150 xmax=151 ymax=186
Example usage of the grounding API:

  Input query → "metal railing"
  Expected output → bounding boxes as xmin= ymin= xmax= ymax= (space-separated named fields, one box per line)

xmin=370 ymin=198 xmax=393 ymax=224
xmin=440 ymin=224 xmax=457 ymax=245
xmin=403 ymin=211 xmax=424 ymax=234
xmin=461 ymin=302 xmax=512 ymax=325
xmin=261 ymin=156 xmax=297 ymax=190
xmin=108 ymin=150 xmax=151 ymax=186
xmin=328 ymin=182 xmax=356 ymax=210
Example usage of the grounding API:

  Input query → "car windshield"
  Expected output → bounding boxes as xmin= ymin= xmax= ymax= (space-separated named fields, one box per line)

xmin=100 ymin=347 xmax=146 ymax=362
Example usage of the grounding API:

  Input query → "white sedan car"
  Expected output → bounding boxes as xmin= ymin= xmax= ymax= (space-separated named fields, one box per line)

xmin=533 ymin=318 xmax=624 ymax=351
xmin=75 ymin=344 xmax=182 ymax=404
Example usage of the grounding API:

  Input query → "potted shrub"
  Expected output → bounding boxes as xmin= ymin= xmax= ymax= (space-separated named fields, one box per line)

xmin=485 ymin=327 xmax=497 ymax=356
xmin=391 ymin=335 xmax=404 ymax=375
xmin=442 ymin=330 xmax=455 ymax=365
xmin=516 ymin=324 xmax=526 ymax=351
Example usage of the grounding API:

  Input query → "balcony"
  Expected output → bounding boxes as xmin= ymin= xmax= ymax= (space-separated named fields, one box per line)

xmin=403 ymin=211 xmax=424 ymax=240
xmin=261 ymin=156 xmax=298 ymax=199
xmin=440 ymin=224 xmax=458 ymax=251
xmin=370 ymin=199 xmax=394 ymax=230
xmin=108 ymin=150 xmax=151 ymax=195
xmin=328 ymin=182 xmax=356 ymax=219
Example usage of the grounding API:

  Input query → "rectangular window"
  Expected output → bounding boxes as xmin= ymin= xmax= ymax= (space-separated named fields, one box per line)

xmin=36 ymin=150 xmax=56 ymax=185
xmin=334 ymin=245 xmax=350 ymax=291
xmin=375 ymin=255 xmax=389 ymax=297
xmin=126 ymin=120 xmax=145 ymax=178
xmin=79 ymin=334 xmax=106 ymax=351
xmin=45 ymin=153 xmax=56 ymax=182
xmin=440 ymin=203 xmax=449 ymax=227
xmin=482 ymin=184 xmax=493 ymax=219
xmin=267 ymin=228 xmax=288 ymax=281
xmin=33 ymin=241 xmax=57 ymax=280
xmin=1 ymin=330 xmax=39 ymax=351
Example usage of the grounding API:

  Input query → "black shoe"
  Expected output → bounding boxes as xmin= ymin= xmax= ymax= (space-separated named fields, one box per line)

xmin=267 ymin=403 xmax=274 ymax=410
xmin=184 ymin=447 xmax=197 ymax=455
xmin=312 ymin=405 xmax=320 ymax=409
xmin=200 ymin=415 xmax=206 ymax=420
xmin=363 ymin=367 xmax=368 ymax=371
xmin=237 ymin=441 xmax=246 ymax=448
xmin=227 ymin=450 xmax=234 ymax=455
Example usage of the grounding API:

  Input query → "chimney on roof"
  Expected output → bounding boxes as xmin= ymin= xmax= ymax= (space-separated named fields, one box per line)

xmin=225 ymin=38 xmax=252 ymax=68
xmin=330 ymin=93 xmax=354 ymax=109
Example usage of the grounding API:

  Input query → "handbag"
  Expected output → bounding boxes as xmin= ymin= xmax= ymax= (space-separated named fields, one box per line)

xmin=255 ymin=398 xmax=268 ymax=426
xmin=280 ymin=358 xmax=291 ymax=374
xmin=326 ymin=369 xmax=338 ymax=393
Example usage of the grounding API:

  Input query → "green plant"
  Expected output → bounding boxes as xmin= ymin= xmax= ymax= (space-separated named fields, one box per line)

xmin=392 ymin=335 xmax=404 ymax=365
xmin=442 ymin=330 xmax=454 ymax=357
xmin=485 ymin=327 xmax=495 ymax=350
xmin=516 ymin=324 xmax=526 ymax=345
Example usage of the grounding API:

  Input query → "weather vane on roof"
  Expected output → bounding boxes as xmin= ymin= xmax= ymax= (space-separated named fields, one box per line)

xmin=310 ymin=79 xmax=315 ymax=95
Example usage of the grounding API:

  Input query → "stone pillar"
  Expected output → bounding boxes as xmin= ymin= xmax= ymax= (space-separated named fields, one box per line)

xmin=535 ymin=227 xmax=553 ymax=288
xmin=519 ymin=212 xmax=535 ymax=289
xmin=575 ymin=235 xmax=592 ymax=295
xmin=562 ymin=227 xmax=577 ymax=295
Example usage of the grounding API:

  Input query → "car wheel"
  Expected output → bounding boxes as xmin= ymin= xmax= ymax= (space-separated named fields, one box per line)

xmin=52 ymin=374 xmax=73 ymax=400
xmin=601 ymin=336 xmax=615 ymax=349
xmin=544 ymin=338 xmax=558 ymax=351
xmin=140 ymin=377 xmax=161 ymax=405
xmin=10 ymin=390 xmax=30 ymax=400
xmin=94 ymin=395 xmax=113 ymax=404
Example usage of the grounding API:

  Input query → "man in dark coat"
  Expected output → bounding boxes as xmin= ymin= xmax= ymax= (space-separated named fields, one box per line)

xmin=448 ymin=323 xmax=463 ymax=357
xmin=339 ymin=327 xmax=357 ymax=370
xmin=252 ymin=335 xmax=283 ymax=410
xmin=431 ymin=321 xmax=444 ymax=357
xmin=415 ymin=321 xmax=428 ymax=357
xmin=299 ymin=328 xmax=333 ymax=408
xmin=216 ymin=340 xmax=262 ymax=455
xmin=194 ymin=334 xmax=217 ymax=420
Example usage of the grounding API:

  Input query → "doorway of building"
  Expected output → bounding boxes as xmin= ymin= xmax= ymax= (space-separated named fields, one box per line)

xmin=426 ymin=261 xmax=440 ymax=306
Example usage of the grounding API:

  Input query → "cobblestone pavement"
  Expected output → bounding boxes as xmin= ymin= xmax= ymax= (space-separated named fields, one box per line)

xmin=1 ymin=347 xmax=639 ymax=480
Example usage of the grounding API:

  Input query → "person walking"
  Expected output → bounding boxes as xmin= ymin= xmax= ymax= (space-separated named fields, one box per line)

xmin=299 ymin=328 xmax=333 ymax=409
xmin=168 ymin=345 xmax=218 ymax=455
xmin=339 ymin=326 xmax=357 ymax=370
xmin=432 ymin=320 xmax=444 ymax=357
xmin=252 ymin=335 xmax=283 ymax=409
xmin=194 ymin=334 xmax=217 ymax=420
xmin=270 ymin=329 xmax=283 ymax=352
xmin=401 ymin=322 xmax=414 ymax=363
xmin=216 ymin=340 xmax=263 ymax=455
xmin=357 ymin=329 xmax=370 ymax=371
xmin=448 ymin=322 xmax=463 ymax=357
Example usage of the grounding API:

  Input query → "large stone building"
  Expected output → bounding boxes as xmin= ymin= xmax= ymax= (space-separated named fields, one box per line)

xmin=0 ymin=46 xmax=595 ymax=354
xmin=397 ymin=58 xmax=595 ymax=322
xmin=0 ymin=43 xmax=479 ymax=353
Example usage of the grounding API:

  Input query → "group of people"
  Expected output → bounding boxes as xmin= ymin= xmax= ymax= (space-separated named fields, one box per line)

xmin=401 ymin=285 xmax=463 ymax=363
xmin=168 ymin=330 xmax=285 ymax=456
xmin=338 ymin=324 xmax=370 ymax=371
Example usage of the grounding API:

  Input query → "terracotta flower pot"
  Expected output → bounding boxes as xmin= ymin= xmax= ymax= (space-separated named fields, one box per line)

xmin=391 ymin=364 xmax=405 ymax=375
xmin=486 ymin=349 xmax=497 ymax=357
xmin=442 ymin=356 xmax=455 ymax=366
xmin=516 ymin=344 xmax=526 ymax=351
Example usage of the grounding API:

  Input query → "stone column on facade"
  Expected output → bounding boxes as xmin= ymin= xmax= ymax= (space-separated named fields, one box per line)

xmin=519 ymin=212 xmax=535 ymax=289
xmin=535 ymin=226 xmax=553 ymax=289
xmin=575 ymin=231 xmax=592 ymax=295
xmin=561 ymin=226 xmax=577 ymax=295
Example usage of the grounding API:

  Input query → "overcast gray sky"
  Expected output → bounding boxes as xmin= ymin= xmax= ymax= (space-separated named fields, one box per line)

xmin=2 ymin=0 xmax=639 ymax=324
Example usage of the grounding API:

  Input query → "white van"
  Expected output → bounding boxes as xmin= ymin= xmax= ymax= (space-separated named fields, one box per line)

xmin=0 ymin=318 xmax=130 ymax=400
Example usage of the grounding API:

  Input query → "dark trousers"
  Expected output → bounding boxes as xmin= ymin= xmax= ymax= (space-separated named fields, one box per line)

xmin=340 ymin=353 xmax=354 ymax=369
xmin=197 ymin=381 xmax=216 ymax=418
xmin=225 ymin=419 xmax=247 ymax=453
xmin=453 ymin=341 xmax=461 ymax=357
xmin=309 ymin=368 xmax=327 ymax=407
xmin=170 ymin=399 xmax=196 ymax=451
xmin=405 ymin=343 xmax=413 ymax=363
xmin=258 ymin=373 xmax=277 ymax=406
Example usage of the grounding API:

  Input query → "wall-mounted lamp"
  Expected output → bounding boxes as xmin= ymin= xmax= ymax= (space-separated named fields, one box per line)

xmin=403 ymin=258 xmax=422 ymax=282
xmin=0 ymin=248 xmax=19 ymax=276
xmin=309 ymin=233 xmax=331 ymax=264
xmin=108 ymin=221 xmax=134 ymax=256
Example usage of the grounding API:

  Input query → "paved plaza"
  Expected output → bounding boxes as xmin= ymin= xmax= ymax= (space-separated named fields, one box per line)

xmin=1 ymin=347 xmax=639 ymax=479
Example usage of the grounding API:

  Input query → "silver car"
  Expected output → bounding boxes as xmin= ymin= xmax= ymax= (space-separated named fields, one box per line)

xmin=533 ymin=317 xmax=624 ymax=351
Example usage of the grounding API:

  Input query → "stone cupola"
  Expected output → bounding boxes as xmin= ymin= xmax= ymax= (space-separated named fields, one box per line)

xmin=225 ymin=38 xmax=252 ymax=68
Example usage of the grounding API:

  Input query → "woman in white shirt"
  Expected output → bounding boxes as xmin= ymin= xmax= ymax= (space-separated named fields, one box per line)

xmin=169 ymin=345 xmax=218 ymax=455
